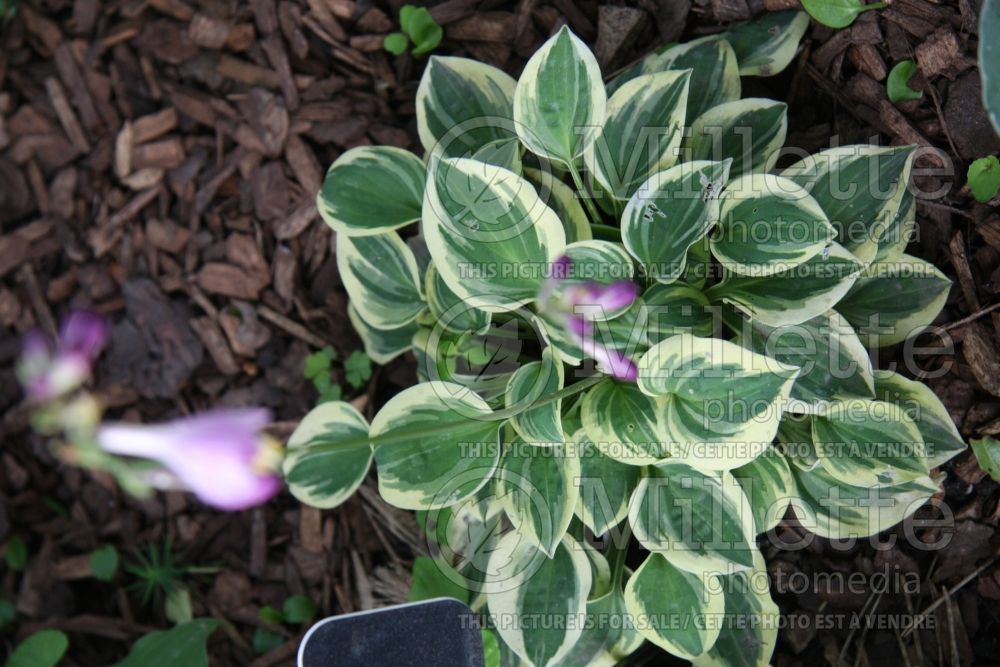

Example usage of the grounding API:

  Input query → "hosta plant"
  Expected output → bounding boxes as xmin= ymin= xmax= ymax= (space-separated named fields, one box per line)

xmin=287 ymin=11 xmax=964 ymax=666
xmin=982 ymin=0 xmax=1000 ymax=134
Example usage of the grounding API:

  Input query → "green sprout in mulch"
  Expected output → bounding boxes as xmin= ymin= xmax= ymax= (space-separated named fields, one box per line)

xmin=384 ymin=5 xmax=443 ymax=57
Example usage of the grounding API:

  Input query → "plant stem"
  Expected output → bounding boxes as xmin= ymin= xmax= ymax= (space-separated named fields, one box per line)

xmin=566 ymin=160 xmax=604 ymax=223
xmin=490 ymin=374 xmax=601 ymax=420
xmin=298 ymin=375 xmax=604 ymax=455
xmin=609 ymin=520 xmax=632 ymax=589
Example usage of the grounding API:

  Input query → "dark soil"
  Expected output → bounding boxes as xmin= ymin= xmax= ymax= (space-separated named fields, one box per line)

xmin=1 ymin=0 xmax=999 ymax=665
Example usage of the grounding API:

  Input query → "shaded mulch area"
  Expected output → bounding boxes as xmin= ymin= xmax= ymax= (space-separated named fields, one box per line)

xmin=0 ymin=0 xmax=998 ymax=664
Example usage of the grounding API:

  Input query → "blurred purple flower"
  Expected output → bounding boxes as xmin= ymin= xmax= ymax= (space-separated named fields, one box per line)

xmin=565 ymin=280 xmax=638 ymax=313
xmin=540 ymin=256 xmax=639 ymax=382
xmin=566 ymin=315 xmax=638 ymax=382
xmin=59 ymin=310 xmax=109 ymax=359
xmin=97 ymin=408 xmax=282 ymax=511
xmin=18 ymin=310 xmax=108 ymax=402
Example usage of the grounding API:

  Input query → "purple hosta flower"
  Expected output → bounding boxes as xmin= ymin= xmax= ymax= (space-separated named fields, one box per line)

xmin=97 ymin=409 xmax=282 ymax=511
xmin=18 ymin=310 xmax=108 ymax=402
xmin=541 ymin=256 xmax=639 ymax=382
xmin=565 ymin=313 xmax=639 ymax=382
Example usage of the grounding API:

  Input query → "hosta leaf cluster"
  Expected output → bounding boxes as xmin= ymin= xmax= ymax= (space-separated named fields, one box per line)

xmin=290 ymin=11 xmax=964 ymax=667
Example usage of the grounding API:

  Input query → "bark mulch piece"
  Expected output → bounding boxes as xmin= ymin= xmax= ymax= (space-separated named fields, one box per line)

xmin=1 ymin=0 xmax=1000 ymax=665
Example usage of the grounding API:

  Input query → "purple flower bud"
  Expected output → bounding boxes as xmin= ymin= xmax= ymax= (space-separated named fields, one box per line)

xmin=566 ymin=315 xmax=589 ymax=339
xmin=566 ymin=315 xmax=639 ymax=382
xmin=22 ymin=329 xmax=52 ymax=360
xmin=594 ymin=347 xmax=639 ymax=382
xmin=564 ymin=280 xmax=637 ymax=319
xmin=539 ymin=255 xmax=574 ymax=306
xmin=537 ymin=262 xmax=639 ymax=382
xmin=552 ymin=255 xmax=573 ymax=279
xmin=18 ymin=310 xmax=109 ymax=402
xmin=97 ymin=408 xmax=282 ymax=511
xmin=18 ymin=331 xmax=56 ymax=402
xmin=59 ymin=310 xmax=108 ymax=360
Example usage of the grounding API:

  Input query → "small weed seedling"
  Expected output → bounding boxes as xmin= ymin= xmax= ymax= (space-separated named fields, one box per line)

xmin=886 ymin=59 xmax=923 ymax=103
xmin=254 ymin=594 xmax=317 ymax=654
xmin=968 ymin=155 xmax=1000 ymax=202
xmin=384 ymin=5 xmax=443 ymax=57
xmin=304 ymin=347 xmax=372 ymax=402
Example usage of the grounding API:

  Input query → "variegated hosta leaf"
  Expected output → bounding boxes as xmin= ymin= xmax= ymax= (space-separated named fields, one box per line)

xmin=590 ymin=222 xmax=624 ymax=241
xmin=370 ymin=382 xmax=502 ymax=509
xmin=318 ymin=146 xmax=425 ymax=235
xmin=498 ymin=440 xmax=579 ymax=556
xmin=505 ymin=347 xmax=565 ymax=444
xmin=607 ymin=595 xmax=644 ymax=660
xmin=337 ymin=231 xmax=425 ymax=329
xmin=629 ymin=463 xmax=757 ymax=574
xmin=811 ymin=400 xmax=929 ymax=487
xmin=424 ymin=262 xmax=491 ymax=335
xmin=513 ymin=26 xmax=606 ymax=165
xmin=643 ymin=283 xmax=716 ymax=342
xmin=687 ymin=99 xmax=788 ymax=177
xmin=724 ymin=10 xmax=810 ymax=77
xmin=873 ymin=370 xmax=966 ymax=468
xmin=524 ymin=167 xmax=592 ymax=243
xmin=582 ymin=380 xmax=672 ymax=465
xmin=835 ymin=254 xmax=951 ymax=347
xmin=683 ymin=236 xmax=713 ymax=290
xmin=535 ymin=313 xmax=584 ymax=366
xmin=450 ymin=480 xmax=506 ymax=529
xmin=472 ymin=138 xmax=523 ymax=175
xmin=638 ymin=334 xmax=798 ymax=470
xmin=487 ymin=534 xmax=592 ymax=667
xmin=416 ymin=56 xmax=518 ymax=159
xmin=711 ymin=173 xmax=834 ymax=275
xmin=584 ymin=71 xmax=690 ymax=201
xmin=282 ymin=402 xmax=372 ymax=509
xmin=658 ymin=392 xmax=783 ymax=471
xmin=874 ymin=185 xmax=915 ymax=261
xmin=558 ymin=584 xmax=642 ymax=666
xmin=638 ymin=333 xmax=797 ymax=403
xmin=781 ymin=145 xmax=915 ymax=263
xmin=692 ymin=550 xmax=779 ymax=667
xmin=706 ymin=242 xmax=862 ymax=327
xmin=422 ymin=158 xmax=566 ymax=310
xmin=574 ymin=429 xmax=642 ymax=536
xmin=560 ymin=240 xmax=635 ymax=321
xmin=623 ymin=554 xmax=724 ymax=659
xmin=407 ymin=234 xmax=432 ymax=276
xmin=984 ymin=0 xmax=1000 ymax=135
xmin=790 ymin=462 xmax=940 ymax=539
xmin=560 ymin=394 xmax=585 ymax=442
xmin=580 ymin=541 xmax=612 ymax=599
xmin=535 ymin=298 xmax=649 ymax=367
xmin=611 ymin=36 xmax=741 ymax=123
xmin=729 ymin=309 xmax=875 ymax=413
xmin=732 ymin=446 xmax=795 ymax=534
xmin=347 ymin=304 xmax=419 ymax=365
xmin=430 ymin=497 xmax=506 ymax=593
xmin=622 ymin=160 xmax=732 ymax=284
xmin=413 ymin=319 xmax=525 ymax=402
xmin=777 ymin=414 xmax=819 ymax=472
